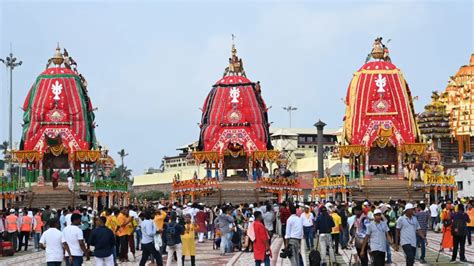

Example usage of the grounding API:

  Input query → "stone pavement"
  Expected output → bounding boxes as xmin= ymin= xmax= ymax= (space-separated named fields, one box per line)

xmin=230 ymin=231 xmax=473 ymax=266
xmin=0 ymin=231 xmax=472 ymax=265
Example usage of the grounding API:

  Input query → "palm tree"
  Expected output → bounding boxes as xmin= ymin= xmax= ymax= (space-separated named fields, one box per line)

xmin=117 ymin=149 xmax=129 ymax=179
xmin=0 ymin=141 xmax=9 ymax=155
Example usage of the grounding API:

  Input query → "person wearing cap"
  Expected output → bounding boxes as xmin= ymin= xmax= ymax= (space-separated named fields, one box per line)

xmin=394 ymin=203 xmax=427 ymax=266
xmin=360 ymin=209 xmax=393 ymax=266
xmin=315 ymin=205 xmax=335 ymax=264
xmin=195 ymin=204 xmax=207 ymax=243
xmin=18 ymin=208 xmax=35 ymax=252
xmin=154 ymin=205 xmax=168 ymax=254
xmin=440 ymin=201 xmax=454 ymax=251
xmin=300 ymin=205 xmax=314 ymax=250
xmin=351 ymin=205 xmax=370 ymax=266
xmin=181 ymin=213 xmax=198 ymax=265
xmin=6 ymin=208 xmax=19 ymax=251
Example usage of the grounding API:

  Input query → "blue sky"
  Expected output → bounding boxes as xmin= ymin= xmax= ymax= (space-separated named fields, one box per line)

xmin=1 ymin=0 xmax=473 ymax=175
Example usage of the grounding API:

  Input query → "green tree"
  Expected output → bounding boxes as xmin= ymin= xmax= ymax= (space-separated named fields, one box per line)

xmin=117 ymin=149 xmax=129 ymax=179
xmin=116 ymin=165 xmax=132 ymax=181
xmin=0 ymin=141 xmax=9 ymax=155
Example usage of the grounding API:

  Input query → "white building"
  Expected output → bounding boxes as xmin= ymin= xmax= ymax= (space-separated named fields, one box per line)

xmin=447 ymin=154 xmax=474 ymax=198
xmin=133 ymin=127 xmax=348 ymax=189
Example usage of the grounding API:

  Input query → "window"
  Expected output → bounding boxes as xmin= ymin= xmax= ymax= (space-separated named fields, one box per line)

xmin=457 ymin=181 xmax=463 ymax=191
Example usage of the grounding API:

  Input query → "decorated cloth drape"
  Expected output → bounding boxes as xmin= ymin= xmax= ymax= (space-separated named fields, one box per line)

xmin=198 ymin=76 xmax=272 ymax=154
xmin=343 ymin=61 xmax=420 ymax=148
xmin=339 ymin=145 xmax=366 ymax=157
xmin=256 ymin=178 xmax=302 ymax=194
xmin=196 ymin=45 xmax=273 ymax=156
xmin=20 ymin=67 xmax=96 ymax=154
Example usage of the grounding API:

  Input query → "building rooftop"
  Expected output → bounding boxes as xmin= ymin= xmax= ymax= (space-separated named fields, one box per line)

xmin=270 ymin=127 xmax=342 ymax=136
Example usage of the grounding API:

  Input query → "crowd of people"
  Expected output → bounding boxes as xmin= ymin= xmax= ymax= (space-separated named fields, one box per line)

xmin=0 ymin=196 xmax=471 ymax=266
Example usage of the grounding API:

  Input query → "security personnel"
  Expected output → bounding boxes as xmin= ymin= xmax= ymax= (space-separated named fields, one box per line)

xmin=6 ymin=209 xmax=19 ymax=251
xmin=34 ymin=211 xmax=43 ymax=251
xmin=18 ymin=209 xmax=34 ymax=251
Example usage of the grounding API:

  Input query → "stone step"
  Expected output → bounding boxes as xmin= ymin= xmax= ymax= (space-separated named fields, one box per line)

xmin=350 ymin=179 xmax=425 ymax=201
xmin=198 ymin=182 xmax=276 ymax=205
xmin=13 ymin=187 xmax=87 ymax=209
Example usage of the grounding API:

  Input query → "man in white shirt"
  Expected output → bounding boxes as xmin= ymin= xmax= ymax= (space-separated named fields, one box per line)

xmin=40 ymin=219 xmax=64 ymax=266
xmin=65 ymin=208 xmax=73 ymax=227
xmin=284 ymin=204 xmax=303 ymax=266
xmin=429 ymin=202 xmax=439 ymax=230
xmin=62 ymin=213 xmax=89 ymax=266
xmin=139 ymin=211 xmax=163 ymax=266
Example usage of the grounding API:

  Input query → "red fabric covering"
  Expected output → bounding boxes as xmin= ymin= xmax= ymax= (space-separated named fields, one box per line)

xmin=20 ymin=67 xmax=95 ymax=152
xmin=199 ymin=75 xmax=271 ymax=153
xmin=344 ymin=61 xmax=419 ymax=147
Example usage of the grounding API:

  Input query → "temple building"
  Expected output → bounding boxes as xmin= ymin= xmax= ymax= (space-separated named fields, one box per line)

xmin=431 ymin=54 xmax=474 ymax=198
xmin=437 ymin=54 xmax=474 ymax=162
xmin=10 ymin=46 xmax=128 ymax=209
xmin=314 ymin=38 xmax=455 ymax=201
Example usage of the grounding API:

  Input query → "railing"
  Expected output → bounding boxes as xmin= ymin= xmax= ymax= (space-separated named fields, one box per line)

xmin=92 ymin=180 xmax=128 ymax=192
xmin=411 ymin=173 xmax=456 ymax=190
xmin=313 ymin=176 xmax=347 ymax=189
xmin=312 ymin=176 xmax=359 ymax=196
xmin=256 ymin=177 xmax=302 ymax=195
xmin=257 ymin=177 xmax=299 ymax=187
xmin=172 ymin=178 xmax=219 ymax=192
xmin=1 ymin=181 xmax=18 ymax=193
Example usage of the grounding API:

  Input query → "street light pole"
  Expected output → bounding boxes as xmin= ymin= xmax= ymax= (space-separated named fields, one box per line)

xmin=282 ymin=105 xmax=298 ymax=128
xmin=314 ymin=120 xmax=326 ymax=179
xmin=1 ymin=51 xmax=22 ymax=181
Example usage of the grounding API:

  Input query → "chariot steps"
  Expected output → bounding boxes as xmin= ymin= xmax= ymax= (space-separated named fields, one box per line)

xmin=198 ymin=180 xmax=275 ymax=205
xmin=351 ymin=178 xmax=426 ymax=202
xmin=13 ymin=184 xmax=87 ymax=209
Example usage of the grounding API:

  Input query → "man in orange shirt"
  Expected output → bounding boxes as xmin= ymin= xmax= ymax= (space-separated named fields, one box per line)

xmin=6 ymin=209 xmax=19 ymax=251
xmin=117 ymin=208 xmax=133 ymax=262
xmin=33 ymin=210 xmax=43 ymax=251
xmin=18 ymin=209 xmax=35 ymax=252
xmin=467 ymin=203 xmax=474 ymax=246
